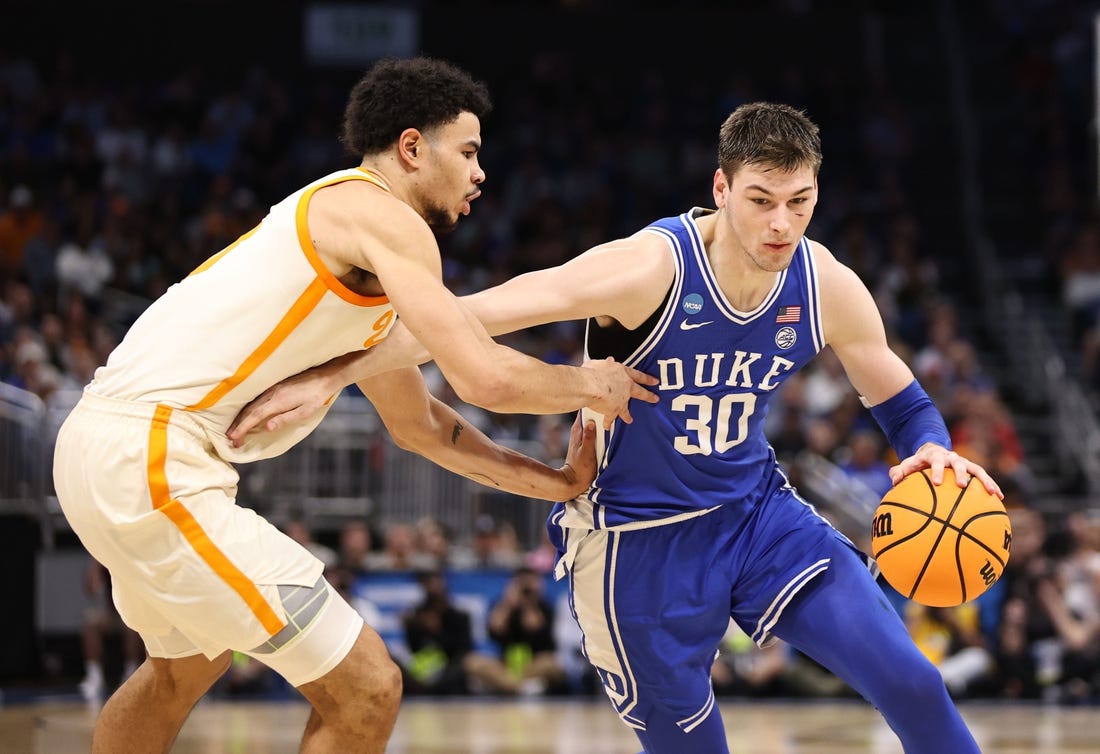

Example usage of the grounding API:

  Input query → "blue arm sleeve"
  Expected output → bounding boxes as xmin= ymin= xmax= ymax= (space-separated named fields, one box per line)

xmin=867 ymin=380 xmax=951 ymax=460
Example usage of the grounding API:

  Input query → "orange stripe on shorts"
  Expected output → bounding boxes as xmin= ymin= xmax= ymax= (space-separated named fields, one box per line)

xmin=147 ymin=404 xmax=285 ymax=635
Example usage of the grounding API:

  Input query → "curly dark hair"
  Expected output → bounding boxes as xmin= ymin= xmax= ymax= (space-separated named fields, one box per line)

xmin=717 ymin=102 xmax=822 ymax=178
xmin=341 ymin=56 xmax=493 ymax=157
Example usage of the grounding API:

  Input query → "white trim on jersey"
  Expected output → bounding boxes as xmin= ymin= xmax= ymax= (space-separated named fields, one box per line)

xmin=683 ymin=210 xmax=787 ymax=324
xmin=628 ymin=226 xmax=685 ymax=368
xmin=801 ymin=237 xmax=826 ymax=353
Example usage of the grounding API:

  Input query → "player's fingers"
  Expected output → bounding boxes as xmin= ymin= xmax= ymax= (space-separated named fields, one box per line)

xmin=626 ymin=366 xmax=660 ymax=385
xmin=265 ymin=404 xmax=311 ymax=433
xmin=951 ymin=460 xmax=971 ymax=488
xmin=928 ymin=460 xmax=946 ymax=486
xmin=582 ymin=420 xmax=596 ymax=447
xmin=968 ymin=463 xmax=1003 ymax=498
xmin=227 ymin=405 xmax=265 ymax=443
xmin=888 ymin=459 xmax=914 ymax=486
xmin=630 ymin=383 xmax=659 ymax=403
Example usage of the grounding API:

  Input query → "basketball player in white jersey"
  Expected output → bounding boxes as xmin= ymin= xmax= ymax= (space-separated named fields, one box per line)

xmin=52 ymin=57 xmax=657 ymax=754
xmin=230 ymin=103 xmax=1005 ymax=753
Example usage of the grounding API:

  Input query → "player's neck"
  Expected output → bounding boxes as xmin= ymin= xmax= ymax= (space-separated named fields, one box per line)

xmin=706 ymin=214 xmax=780 ymax=312
xmin=723 ymin=265 xmax=780 ymax=312
xmin=357 ymin=159 xmax=412 ymax=204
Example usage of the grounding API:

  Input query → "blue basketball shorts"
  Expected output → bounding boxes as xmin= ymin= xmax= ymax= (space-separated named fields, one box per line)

xmin=549 ymin=487 xmax=860 ymax=732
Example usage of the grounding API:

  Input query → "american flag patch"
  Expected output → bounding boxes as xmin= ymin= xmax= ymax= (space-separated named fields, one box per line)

xmin=775 ymin=305 xmax=801 ymax=323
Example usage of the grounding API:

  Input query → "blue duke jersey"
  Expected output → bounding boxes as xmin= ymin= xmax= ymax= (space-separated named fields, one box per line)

xmin=548 ymin=209 xmax=977 ymax=754
xmin=560 ymin=207 xmax=825 ymax=530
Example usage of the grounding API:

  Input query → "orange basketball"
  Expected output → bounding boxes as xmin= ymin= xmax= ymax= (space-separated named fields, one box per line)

xmin=870 ymin=467 xmax=1012 ymax=607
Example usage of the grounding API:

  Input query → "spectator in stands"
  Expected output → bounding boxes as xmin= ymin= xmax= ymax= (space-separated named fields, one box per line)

xmin=414 ymin=515 xmax=455 ymax=569
xmin=53 ymin=216 xmax=114 ymax=303
xmin=325 ymin=520 xmax=374 ymax=599
xmin=711 ymin=619 xmax=845 ymax=699
xmin=950 ymin=385 xmax=1030 ymax=491
xmin=79 ymin=558 xmax=145 ymax=703
xmin=450 ymin=514 xmax=525 ymax=571
xmin=906 ymin=601 xmax=995 ymax=699
xmin=1057 ymin=221 xmax=1100 ymax=348
xmin=366 ymin=521 xmax=437 ymax=572
xmin=837 ymin=428 xmax=894 ymax=500
xmin=1039 ymin=510 xmax=1100 ymax=702
xmin=911 ymin=299 xmax=978 ymax=419
xmin=400 ymin=569 xmax=489 ymax=696
xmin=992 ymin=506 xmax=1060 ymax=699
xmin=484 ymin=566 xmax=566 ymax=696
xmin=0 ymin=184 xmax=44 ymax=279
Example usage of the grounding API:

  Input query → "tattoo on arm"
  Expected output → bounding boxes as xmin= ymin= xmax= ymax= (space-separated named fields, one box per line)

xmin=464 ymin=472 xmax=500 ymax=488
xmin=451 ymin=420 xmax=464 ymax=445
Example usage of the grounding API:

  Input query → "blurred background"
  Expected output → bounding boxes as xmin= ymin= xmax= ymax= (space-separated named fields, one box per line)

xmin=2 ymin=0 xmax=1100 ymax=709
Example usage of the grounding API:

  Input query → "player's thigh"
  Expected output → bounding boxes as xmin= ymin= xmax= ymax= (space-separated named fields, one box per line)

xmin=771 ymin=536 xmax=927 ymax=692
xmin=569 ymin=525 xmax=730 ymax=711
xmin=243 ymin=574 xmax=372 ymax=690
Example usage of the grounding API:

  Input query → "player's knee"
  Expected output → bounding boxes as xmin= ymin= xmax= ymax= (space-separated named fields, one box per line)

xmin=361 ymin=654 xmax=403 ymax=713
xmin=351 ymin=660 xmax=402 ymax=734
xmin=878 ymin=654 xmax=951 ymax=708
xmin=150 ymin=651 xmax=232 ymax=704
xmin=317 ymin=653 xmax=402 ymax=727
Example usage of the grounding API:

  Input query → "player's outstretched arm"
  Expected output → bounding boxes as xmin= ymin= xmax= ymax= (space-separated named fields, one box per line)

xmin=813 ymin=240 xmax=1002 ymax=498
xmin=358 ymin=366 xmax=598 ymax=502
xmin=228 ymin=233 xmax=670 ymax=444
xmin=323 ymin=190 xmax=656 ymax=425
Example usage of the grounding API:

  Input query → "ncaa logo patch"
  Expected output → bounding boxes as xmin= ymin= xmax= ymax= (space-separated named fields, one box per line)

xmin=681 ymin=293 xmax=704 ymax=315
xmin=775 ymin=326 xmax=797 ymax=349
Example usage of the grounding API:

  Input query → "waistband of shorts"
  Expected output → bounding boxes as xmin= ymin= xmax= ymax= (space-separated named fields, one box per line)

xmin=79 ymin=388 xmax=211 ymax=442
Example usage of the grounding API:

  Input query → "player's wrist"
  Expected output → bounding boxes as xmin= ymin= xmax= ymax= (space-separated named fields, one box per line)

xmin=329 ymin=351 xmax=371 ymax=388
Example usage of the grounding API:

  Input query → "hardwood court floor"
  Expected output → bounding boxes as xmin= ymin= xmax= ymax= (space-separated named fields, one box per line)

xmin=3 ymin=696 xmax=1100 ymax=753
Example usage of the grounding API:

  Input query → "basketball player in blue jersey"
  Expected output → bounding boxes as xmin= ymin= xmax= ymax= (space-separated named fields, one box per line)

xmin=229 ymin=102 xmax=1003 ymax=753
xmin=52 ymin=57 xmax=657 ymax=754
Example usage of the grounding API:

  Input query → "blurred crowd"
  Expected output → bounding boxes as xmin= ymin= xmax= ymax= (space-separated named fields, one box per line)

xmin=1 ymin=0 xmax=1098 ymax=708
xmin=968 ymin=1 xmax=1100 ymax=399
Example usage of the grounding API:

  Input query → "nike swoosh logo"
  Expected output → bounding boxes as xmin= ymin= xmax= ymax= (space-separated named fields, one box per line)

xmin=679 ymin=319 xmax=714 ymax=330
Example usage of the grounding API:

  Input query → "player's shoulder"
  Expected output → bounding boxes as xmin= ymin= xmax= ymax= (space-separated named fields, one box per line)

xmin=806 ymin=238 xmax=861 ymax=289
xmin=314 ymin=178 xmax=431 ymax=244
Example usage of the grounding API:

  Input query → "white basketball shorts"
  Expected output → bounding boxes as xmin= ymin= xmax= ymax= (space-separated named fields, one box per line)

xmin=52 ymin=389 xmax=362 ymax=686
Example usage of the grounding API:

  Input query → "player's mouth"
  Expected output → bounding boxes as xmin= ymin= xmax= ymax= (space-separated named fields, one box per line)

xmin=764 ymin=241 xmax=790 ymax=252
xmin=462 ymin=190 xmax=481 ymax=216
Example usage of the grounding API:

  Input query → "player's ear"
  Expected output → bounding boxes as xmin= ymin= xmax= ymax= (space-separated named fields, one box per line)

xmin=712 ymin=168 xmax=729 ymax=208
xmin=398 ymin=129 xmax=423 ymax=167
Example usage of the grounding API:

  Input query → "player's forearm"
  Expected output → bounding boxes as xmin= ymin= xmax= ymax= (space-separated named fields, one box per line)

xmin=452 ymin=346 xmax=603 ymax=416
xmin=402 ymin=401 xmax=577 ymax=502
xmin=323 ymin=326 xmax=432 ymax=389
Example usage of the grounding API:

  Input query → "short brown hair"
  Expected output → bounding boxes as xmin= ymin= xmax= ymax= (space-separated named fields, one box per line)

xmin=717 ymin=102 xmax=822 ymax=178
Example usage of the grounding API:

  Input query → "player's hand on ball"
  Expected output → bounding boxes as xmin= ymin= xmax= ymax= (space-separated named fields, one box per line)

xmin=889 ymin=442 xmax=1003 ymax=499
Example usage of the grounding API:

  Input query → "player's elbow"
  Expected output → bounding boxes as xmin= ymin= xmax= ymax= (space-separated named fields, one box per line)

xmin=449 ymin=371 xmax=516 ymax=411
xmin=386 ymin=421 xmax=433 ymax=454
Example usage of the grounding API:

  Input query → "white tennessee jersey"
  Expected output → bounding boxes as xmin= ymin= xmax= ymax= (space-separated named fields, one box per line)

xmin=89 ymin=167 xmax=397 ymax=462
